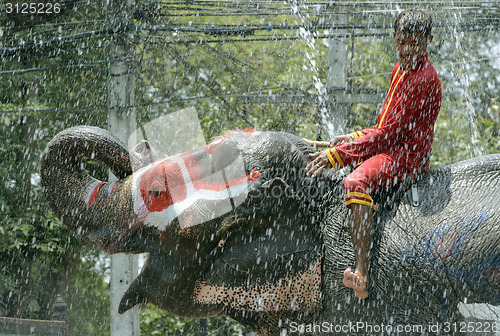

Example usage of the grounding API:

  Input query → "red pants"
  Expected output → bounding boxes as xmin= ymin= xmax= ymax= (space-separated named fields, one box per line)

xmin=344 ymin=153 xmax=412 ymax=212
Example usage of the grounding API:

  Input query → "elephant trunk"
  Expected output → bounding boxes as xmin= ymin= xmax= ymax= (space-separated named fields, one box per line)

xmin=40 ymin=126 xmax=141 ymax=253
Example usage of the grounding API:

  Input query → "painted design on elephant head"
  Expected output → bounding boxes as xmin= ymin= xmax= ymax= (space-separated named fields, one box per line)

xmin=131 ymin=130 xmax=261 ymax=232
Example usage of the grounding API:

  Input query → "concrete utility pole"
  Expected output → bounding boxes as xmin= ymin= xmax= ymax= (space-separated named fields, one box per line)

xmin=107 ymin=0 xmax=140 ymax=335
xmin=326 ymin=9 xmax=349 ymax=138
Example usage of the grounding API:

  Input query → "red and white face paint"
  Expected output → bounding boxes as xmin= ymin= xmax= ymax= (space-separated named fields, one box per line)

xmin=132 ymin=130 xmax=261 ymax=231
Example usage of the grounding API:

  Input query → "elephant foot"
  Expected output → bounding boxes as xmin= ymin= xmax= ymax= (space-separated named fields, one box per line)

xmin=343 ymin=268 xmax=368 ymax=299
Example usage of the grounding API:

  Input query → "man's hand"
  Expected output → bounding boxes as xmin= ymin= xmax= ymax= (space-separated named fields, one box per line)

xmin=306 ymin=150 xmax=332 ymax=178
xmin=330 ymin=134 xmax=354 ymax=147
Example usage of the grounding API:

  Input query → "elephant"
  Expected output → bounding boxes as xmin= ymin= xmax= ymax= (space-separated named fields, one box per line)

xmin=40 ymin=126 xmax=500 ymax=335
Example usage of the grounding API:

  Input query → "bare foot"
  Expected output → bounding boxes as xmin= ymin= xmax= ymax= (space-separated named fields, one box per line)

xmin=343 ymin=268 xmax=368 ymax=299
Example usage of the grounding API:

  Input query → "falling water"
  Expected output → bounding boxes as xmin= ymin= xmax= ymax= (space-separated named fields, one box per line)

xmin=450 ymin=10 xmax=484 ymax=158
xmin=444 ymin=3 xmax=498 ymax=328
xmin=289 ymin=1 xmax=331 ymax=139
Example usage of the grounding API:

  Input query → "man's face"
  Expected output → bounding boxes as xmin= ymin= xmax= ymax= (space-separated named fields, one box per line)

xmin=393 ymin=31 xmax=432 ymax=69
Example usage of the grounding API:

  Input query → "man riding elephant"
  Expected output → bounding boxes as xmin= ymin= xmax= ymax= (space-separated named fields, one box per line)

xmin=306 ymin=9 xmax=442 ymax=299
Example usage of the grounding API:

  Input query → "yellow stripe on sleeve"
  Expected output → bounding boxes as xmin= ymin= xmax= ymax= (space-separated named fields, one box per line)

xmin=332 ymin=148 xmax=344 ymax=168
xmin=325 ymin=149 xmax=337 ymax=168
xmin=350 ymin=131 xmax=364 ymax=140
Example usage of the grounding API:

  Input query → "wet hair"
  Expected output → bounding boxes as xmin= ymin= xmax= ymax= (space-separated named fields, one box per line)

xmin=394 ymin=9 xmax=432 ymax=37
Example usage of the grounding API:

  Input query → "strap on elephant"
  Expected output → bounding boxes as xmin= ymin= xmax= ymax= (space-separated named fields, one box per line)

xmin=387 ymin=152 xmax=431 ymax=208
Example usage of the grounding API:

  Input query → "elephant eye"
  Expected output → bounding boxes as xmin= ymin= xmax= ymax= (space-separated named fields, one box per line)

xmin=150 ymin=188 xmax=162 ymax=197
xmin=139 ymin=173 xmax=175 ymax=212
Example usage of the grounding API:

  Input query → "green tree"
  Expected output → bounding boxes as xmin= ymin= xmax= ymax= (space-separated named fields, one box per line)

xmin=0 ymin=1 xmax=499 ymax=334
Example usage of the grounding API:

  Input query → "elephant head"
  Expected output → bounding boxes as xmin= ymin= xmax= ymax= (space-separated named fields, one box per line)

xmin=41 ymin=126 xmax=263 ymax=252
xmin=41 ymin=126 xmax=500 ymax=335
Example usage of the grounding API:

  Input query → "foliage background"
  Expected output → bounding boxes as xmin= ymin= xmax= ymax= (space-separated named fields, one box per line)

xmin=0 ymin=0 xmax=498 ymax=335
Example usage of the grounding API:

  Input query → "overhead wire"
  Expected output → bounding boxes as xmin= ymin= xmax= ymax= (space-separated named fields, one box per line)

xmin=1 ymin=0 xmax=497 ymax=51
xmin=0 ymin=22 xmax=107 ymax=47
xmin=1 ymin=0 xmax=498 ymax=114
xmin=0 ymin=43 xmax=107 ymax=61
xmin=0 ymin=60 xmax=107 ymax=75
xmin=200 ymin=43 xmax=284 ymax=87
xmin=158 ymin=0 xmax=496 ymax=5
xmin=137 ymin=20 xmax=499 ymax=40
xmin=0 ymin=2 xmax=500 ymax=73
xmin=0 ymin=30 xmax=110 ymax=59
xmin=139 ymin=24 xmax=500 ymax=46
xmin=165 ymin=43 xmax=252 ymax=124
xmin=1 ymin=20 xmax=496 ymax=54
xmin=153 ymin=1 xmax=499 ymax=14
xmin=1 ymin=17 xmax=498 ymax=72
xmin=0 ymin=20 xmax=105 ymax=31
xmin=2 ymin=55 xmax=499 ymax=115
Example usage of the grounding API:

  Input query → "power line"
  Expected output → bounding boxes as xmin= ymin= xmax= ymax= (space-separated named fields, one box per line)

xmin=152 ymin=0 xmax=500 ymax=15
xmin=199 ymin=43 xmax=285 ymax=87
xmin=155 ymin=1 xmax=498 ymax=10
xmin=0 ymin=0 xmax=496 ymax=55
xmin=0 ymin=0 xmax=498 ymax=114
xmin=142 ymin=24 xmax=499 ymax=46
xmin=0 ymin=106 xmax=108 ymax=115
xmin=2 ymin=55 xmax=499 ymax=115
xmin=0 ymin=21 xmax=106 ymax=45
xmin=2 ymin=28 xmax=109 ymax=48
xmin=0 ymin=61 xmax=107 ymax=75
xmin=158 ymin=0 xmax=498 ymax=6
xmin=0 ymin=13 xmax=497 ymax=70
xmin=2 ymin=18 xmax=497 ymax=55
xmin=138 ymin=19 xmax=499 ymax=38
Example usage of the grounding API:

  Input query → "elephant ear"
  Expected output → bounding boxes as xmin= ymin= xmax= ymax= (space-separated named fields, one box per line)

xmin=193 ymin=179 xmax=322 ymax=334
xmin=130 ymin=140 xmax=158 ymax=172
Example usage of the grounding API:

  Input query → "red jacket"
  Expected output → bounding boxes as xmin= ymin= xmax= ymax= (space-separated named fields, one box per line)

xmin=327 ymin=53 xmax=442 ymax=173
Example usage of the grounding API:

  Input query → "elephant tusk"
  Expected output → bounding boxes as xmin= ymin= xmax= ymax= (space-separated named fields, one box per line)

xmin=302 ymin=138 xmax=330 ymax=148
